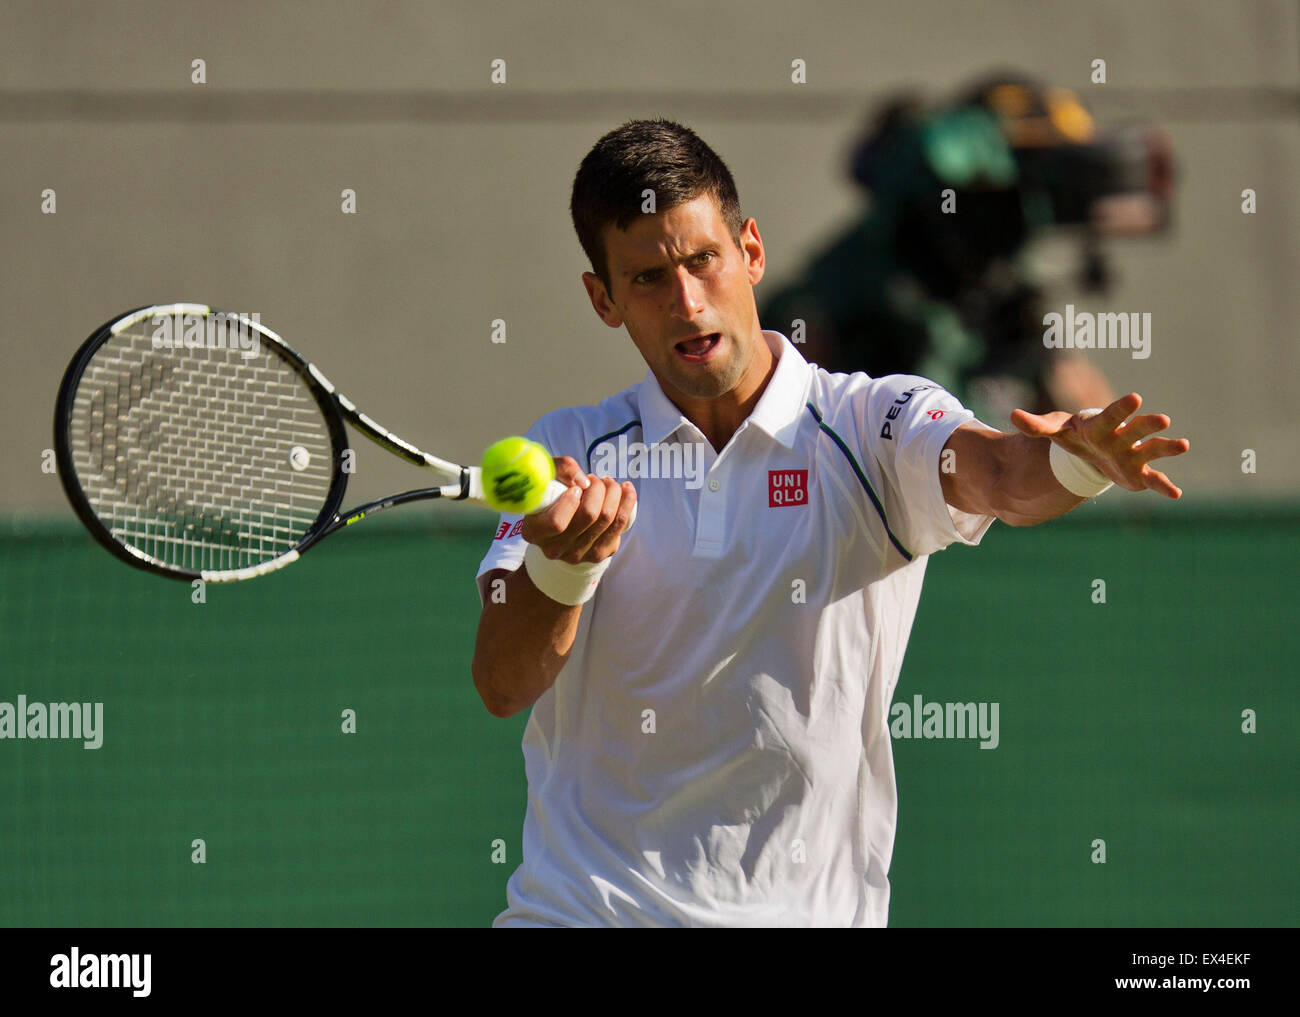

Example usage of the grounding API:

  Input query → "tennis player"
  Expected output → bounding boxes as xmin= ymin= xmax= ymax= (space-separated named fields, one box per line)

xmin=472 ymin=118 xmax=1187 ymax=927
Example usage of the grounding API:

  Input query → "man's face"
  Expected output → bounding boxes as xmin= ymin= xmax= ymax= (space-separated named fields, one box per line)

xmin=582 ymin=193 xmax=766 ymax=405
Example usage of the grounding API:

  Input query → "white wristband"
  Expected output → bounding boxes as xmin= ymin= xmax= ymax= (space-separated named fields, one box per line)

xmin=1049 ymin=408 xmax=1113 ymax=498
xmin=524 ymin=542 xmax=611 ymax=606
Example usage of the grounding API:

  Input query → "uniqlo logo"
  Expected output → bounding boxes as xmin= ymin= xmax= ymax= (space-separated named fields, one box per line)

xmin=493 ymin=521 xmax=510 ymax=540
xmin=769 ymin=469 xmax=808 ymax=507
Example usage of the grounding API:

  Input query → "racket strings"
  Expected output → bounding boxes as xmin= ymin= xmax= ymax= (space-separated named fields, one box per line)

xmin=68 ymin=315 xmax=335 ymax=573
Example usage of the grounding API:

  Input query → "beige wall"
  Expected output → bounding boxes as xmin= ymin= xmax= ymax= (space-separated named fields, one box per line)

xmin=4 ymin=0 xmax=1296 ymax=511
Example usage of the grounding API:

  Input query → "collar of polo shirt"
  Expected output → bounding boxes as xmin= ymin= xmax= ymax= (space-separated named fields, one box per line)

xmin=636 ymin=331 xmax=811 ymax=450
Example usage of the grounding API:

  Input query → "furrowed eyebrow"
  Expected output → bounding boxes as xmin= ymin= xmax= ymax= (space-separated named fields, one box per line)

xmin=624 ymin=247 xmax=716 ymax=278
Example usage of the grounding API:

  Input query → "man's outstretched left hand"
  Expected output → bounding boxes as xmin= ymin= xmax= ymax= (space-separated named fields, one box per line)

xmin=1010 ymin=392 xmax=1190 ymax=499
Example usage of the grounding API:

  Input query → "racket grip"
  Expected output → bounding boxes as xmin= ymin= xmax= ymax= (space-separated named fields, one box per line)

xmin=532 ymin=478 xmax=638 ymax=531
xmin=532 ymin=479 xmax=570 ymax=514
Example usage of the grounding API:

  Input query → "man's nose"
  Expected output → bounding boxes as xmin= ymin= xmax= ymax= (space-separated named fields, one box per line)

xmin=666 ymin=265 xmax=706 ymax=317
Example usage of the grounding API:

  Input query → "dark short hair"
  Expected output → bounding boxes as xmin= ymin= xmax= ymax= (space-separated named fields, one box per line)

xmin=570 ymin=118 xmax=745 ymax=293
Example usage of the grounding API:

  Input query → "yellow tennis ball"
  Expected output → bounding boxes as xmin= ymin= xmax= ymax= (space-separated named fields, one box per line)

xmin=481 ymin=436 xmax=555 ymax=513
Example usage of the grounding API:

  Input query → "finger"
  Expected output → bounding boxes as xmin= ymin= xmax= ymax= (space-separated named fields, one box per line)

xmin=1133 ymin=436 xmax=1190 ymax=465
xmin=552 ymin=456 xmax=591 ymax=490
xmin=1010 ymin=408 xmax=1059 ymax=437
xmin=561 ymin=476 xmax=622 ymax=563
xmin=587 ymin=482 xmax=637 ymax=561
xmin=1094 ymin=392 xmax=1142 ymax=430
xmin=1116 ymin=412 xmax=1172 ymax=445
xmin=1141 ymin=464 xmax=1183 ymax=499
xmin=522 ymin=481 xmax=584 ymax=544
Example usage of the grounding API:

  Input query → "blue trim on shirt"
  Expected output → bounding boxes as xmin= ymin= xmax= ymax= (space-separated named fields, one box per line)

xmin=805 ymin=402 xmax=913 ymax=562
xmin=585 ymin=419 xmax=642 ymax=471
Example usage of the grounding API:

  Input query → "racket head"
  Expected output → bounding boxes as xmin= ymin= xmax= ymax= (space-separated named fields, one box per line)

xmin=54 ymin=304 xmax=350 ymax=581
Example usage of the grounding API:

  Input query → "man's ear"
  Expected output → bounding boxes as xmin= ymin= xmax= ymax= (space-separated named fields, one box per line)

xmin=740 ymin=218 xmax=765 ymax=286
xmin=582 ymin=271 xmax=623 ymax=328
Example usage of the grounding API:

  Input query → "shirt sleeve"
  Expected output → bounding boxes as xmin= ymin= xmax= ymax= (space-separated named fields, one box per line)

xmin=862 ymin=374 xmax=998 ymax=559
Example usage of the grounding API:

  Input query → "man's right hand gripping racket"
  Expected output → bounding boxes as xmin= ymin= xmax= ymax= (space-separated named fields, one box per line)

xmin=53 ymin=304 xmax=576 ymax=583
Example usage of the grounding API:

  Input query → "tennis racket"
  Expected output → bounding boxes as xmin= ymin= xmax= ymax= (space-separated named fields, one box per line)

xmin=54 ymin=303 xmax=567 ymax=582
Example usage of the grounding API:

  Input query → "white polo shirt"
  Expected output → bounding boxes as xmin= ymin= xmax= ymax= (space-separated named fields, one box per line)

xmin=476 ymin=331 xmax=996 ymax=927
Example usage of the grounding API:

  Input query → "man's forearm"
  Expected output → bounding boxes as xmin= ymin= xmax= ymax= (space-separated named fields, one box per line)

xmin=472 ymin=567 xmax=582 ymax=718
xmin=472 ymin=469 xmax=639 ymax=718
xmin=992 ymin=432 xmax=1087 ymax=526
xmin=944 ymin=426 xmax=1086 ymax=526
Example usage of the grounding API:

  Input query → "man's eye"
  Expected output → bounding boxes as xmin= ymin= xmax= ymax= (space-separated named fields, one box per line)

xmin=635 ymin=255 xmax=711 ymax=283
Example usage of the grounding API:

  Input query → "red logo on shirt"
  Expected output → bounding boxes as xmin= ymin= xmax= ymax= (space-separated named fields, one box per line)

xmin=769 ymin=470 xmax=808 ymax=507
xmin=492 ymin=520 xmax=525 ymax=541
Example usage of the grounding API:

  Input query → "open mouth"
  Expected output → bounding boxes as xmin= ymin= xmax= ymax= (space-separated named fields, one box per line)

xmin=674 ymin=333 xmax=721 ymax=362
